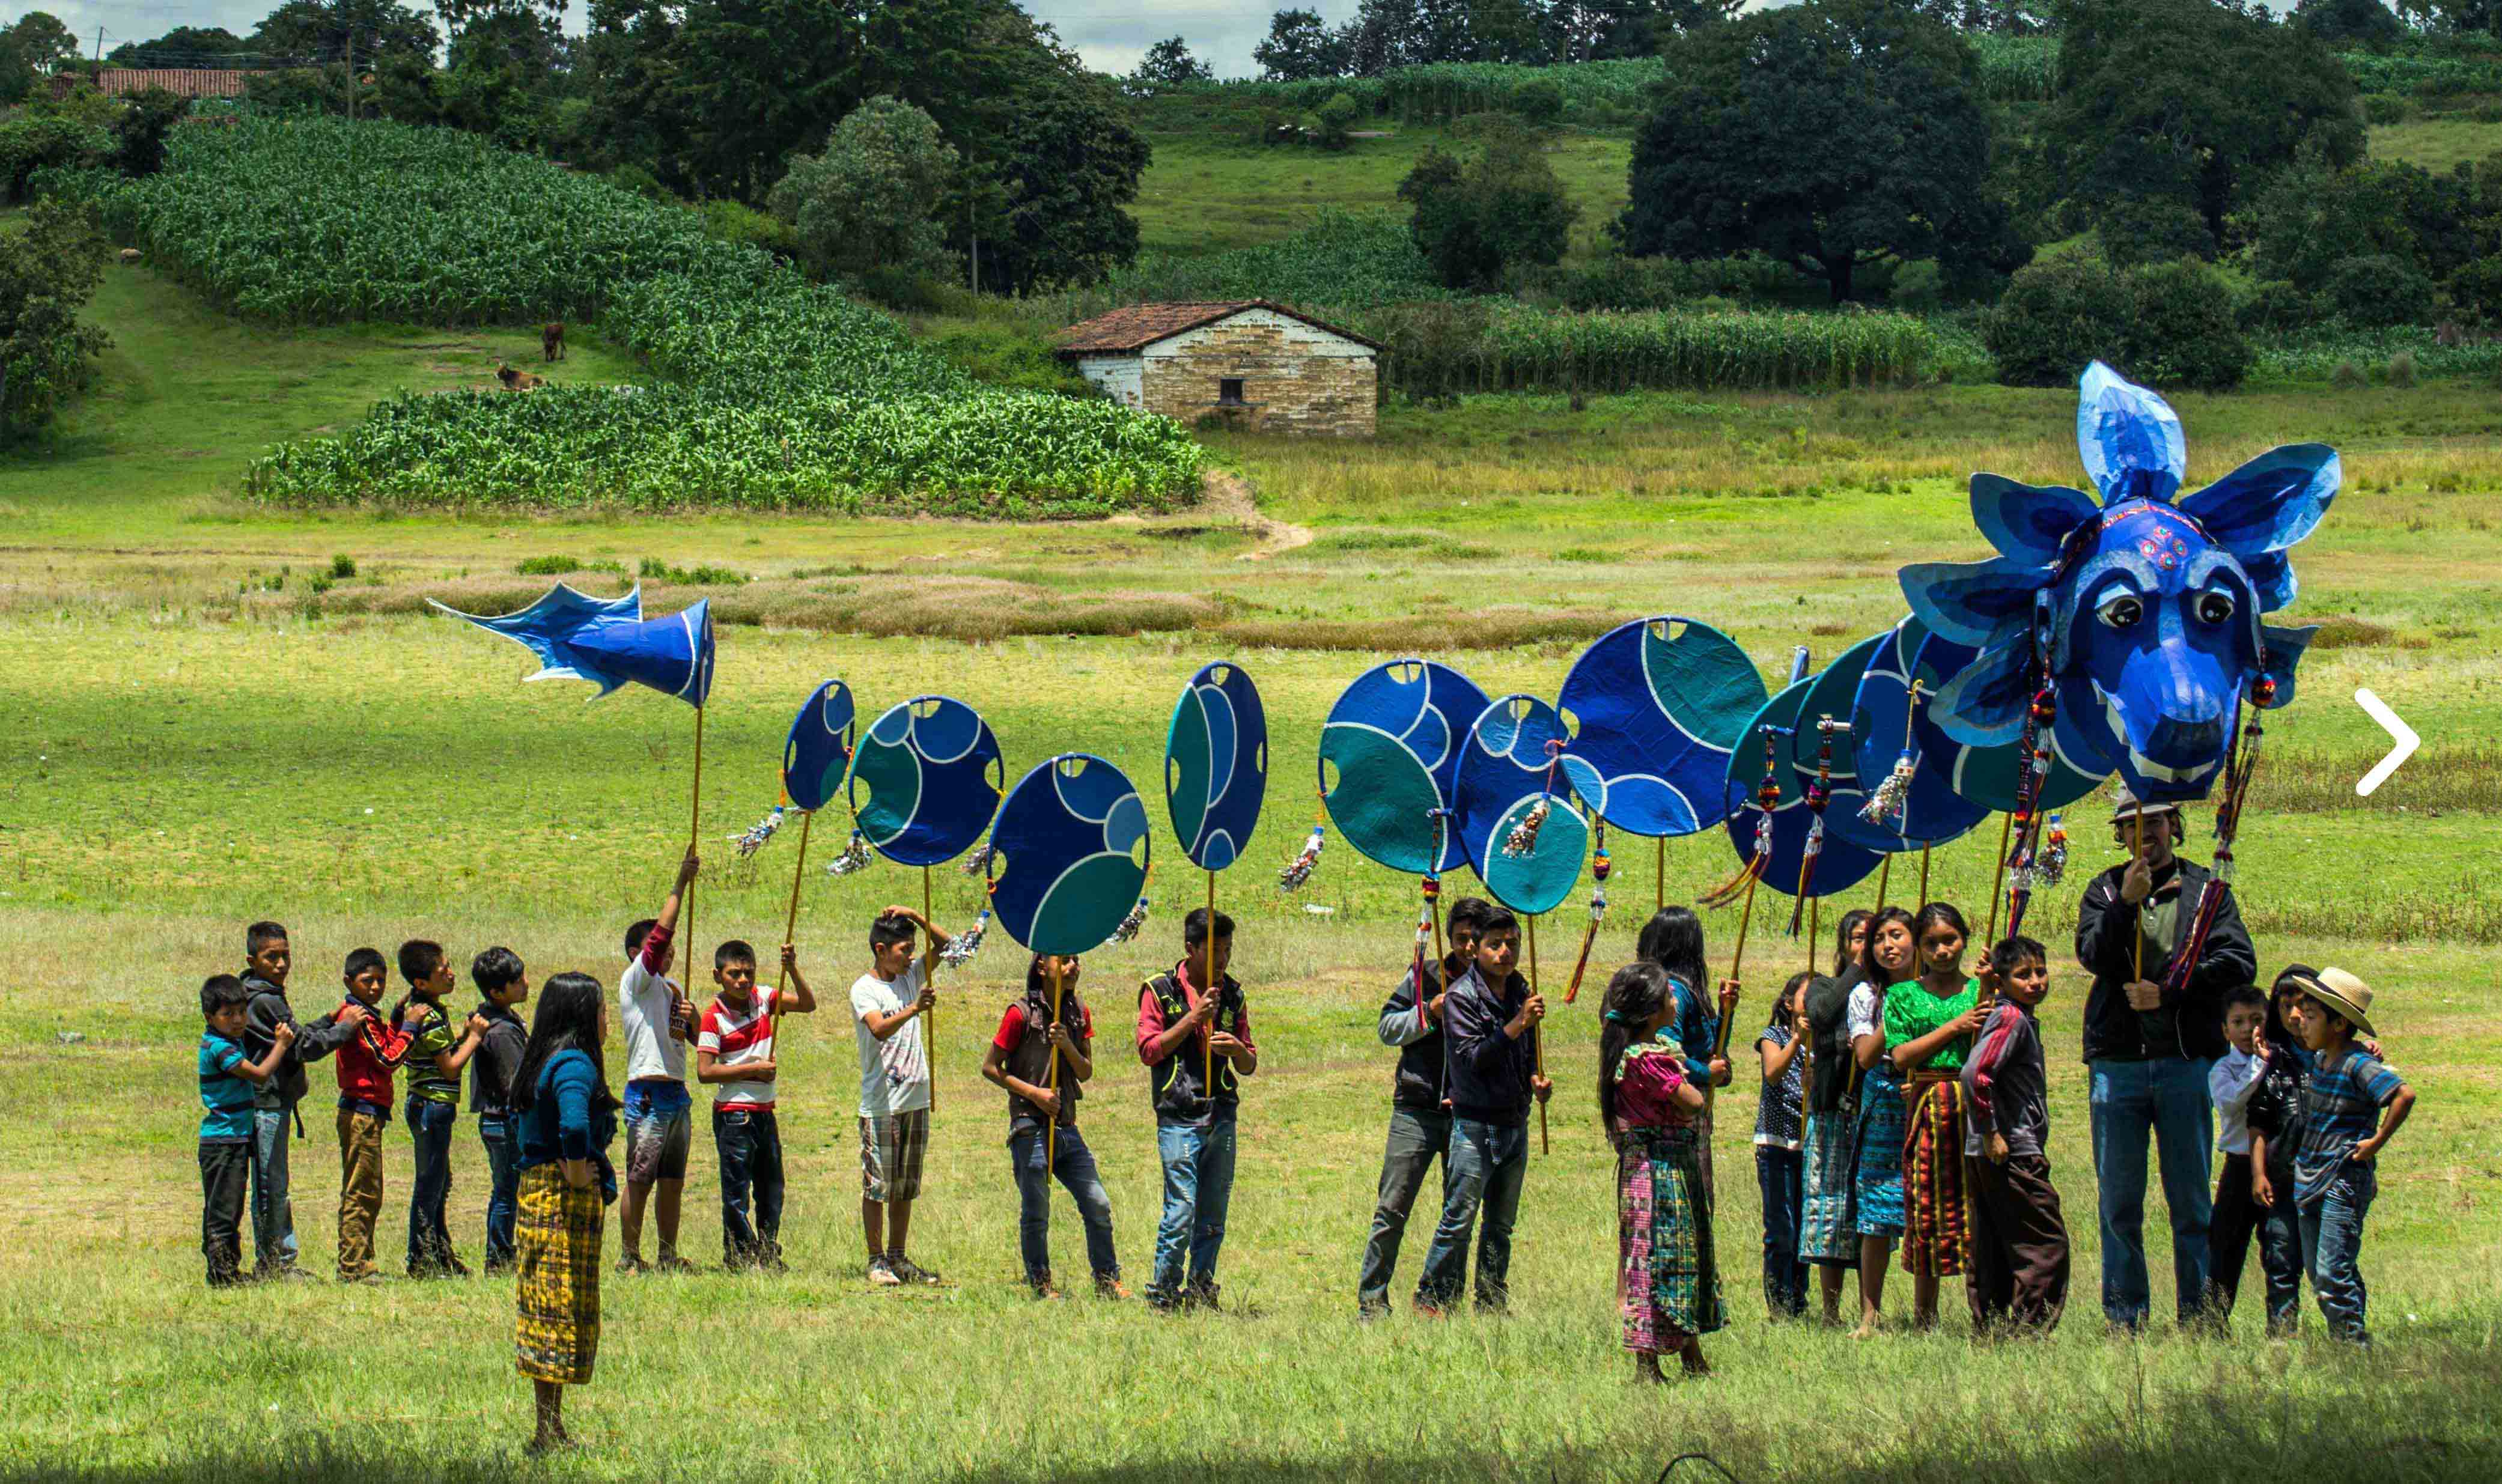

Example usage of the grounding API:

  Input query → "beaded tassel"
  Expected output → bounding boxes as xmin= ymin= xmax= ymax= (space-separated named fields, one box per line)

xmin=825 ymin=829 xmax=872 ymax=876
xmin=1112 ymin=895 xmax=1150 ymax=943
xmin=2035 ymin=813 xmax=2068 ymax=887
xmin=1501 ymin=796 xmax=1550 ymax=858
xmin=941 ymin=907 xmax=988 ymax=967
xmin=1278 ymin=823 xmax=1325 ymax=892
xmin=960 ymin=844 xmax=996 ymax=877
xmin=1589 ymin=842 xmax=1613 ymax=923
xmin=731 ymin=803 xmax=784 ymax=858
xmin=1860 ymin=750 xmax=1915 ymax=829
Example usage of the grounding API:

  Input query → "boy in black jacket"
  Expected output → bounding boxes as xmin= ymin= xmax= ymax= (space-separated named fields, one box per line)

xmin=1414 ymin=910 xmax=1550 ymax=1315
xmin=1136 ymin=908 xmax=1259 ymax=1312
xmin=1356 ymin=896 xmax=1494 ymax=1319
xmin=238 ymin=920 xmax=364 ymax=1280
xmin=469 ymin=947 xmax=532 ymax=1275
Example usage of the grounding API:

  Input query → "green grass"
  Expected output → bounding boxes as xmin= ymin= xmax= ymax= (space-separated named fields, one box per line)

xmin=5 ymin=245 xmax=2502 ymax=1482
xmin=1131 ymin=125 xmax=1632 ymax=260
xmin=2367 ymin=114 xmax=2502 ymax=171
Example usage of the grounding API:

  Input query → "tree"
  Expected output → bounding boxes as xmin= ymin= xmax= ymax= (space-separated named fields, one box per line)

xmin=768 ymin=97 xmax=959 ymax=284
xmin=1253 ymin=9 xmax=1347 ymax=81
xmin=962 ymin=20 xmax=1149 ymax=293
xmin=9 ymin=13 xmax=79 ymax=69
xmin=1618 ymin=0 xmax=2028 ymax=304
xmin=111 ymin=87 xmax=189 ymax=176
xmin=252 ymin=0 xmax=441 ymax=65
xmin=106 ymin=26 xmax=251 ymax=67
xmin=1544 ymin=0 xmax=1740 ymax=62
xmin=1401 ymin=121 xmax=1578 ymax=290
xmin=2041 ymin=0 xmax=2361 ymax=252
xmin=2395 ymin=0 xmax=2500 ymax=37
xmin=1126 ymin=35 xmax=1211 ymax=95
xmin=2295 ymin=0 xmax=2405 ymax=47
xmin=0 ymin=199 xmax=111 ymax=442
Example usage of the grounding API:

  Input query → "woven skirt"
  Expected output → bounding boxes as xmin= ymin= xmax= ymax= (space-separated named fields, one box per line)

xmin=1852 ymin=1072 xmax=1907 ymax=1239
xmin=1618 ymin=1125 xmax=1725 ymax=1354
xmin=1797 ymin=1108 xmax=1859 ymax=1265
xmin=515 ymin=1164 xmax=603 ymax=1384
xmin=1902 ymin=1074 xmax=1971 ymax=1278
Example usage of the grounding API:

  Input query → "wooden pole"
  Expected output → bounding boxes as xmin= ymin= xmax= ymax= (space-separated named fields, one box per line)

xmin=1528 ymin=913 xmax=1547 ymax=1155
xmin=1203 ymin=866 xmax=1217 ymax=1100
xmin=1874 ymin=853 xmax=1893 ymax=913
xmin=680 ymin=704 xmax=704 ymax=1044
xmin=1983 ymin=811 xmax=2013 ymax=946
xmin=1655 ymin=833 xmax=1666 ymax=913
xmin=2131 ymin=810 xmax=2146 ymax=984
xmin=1806 ymin=895 xmax=1820 ymax=975
xmin=924 ymin=864 xmax=936 ymax=1115
xmin=1046 ymin=956 xmax=1065 ymax=1171
xmin=1919 ymin=842 xmax=1932 ymax=907
xmin=764 ymin=809 xmax=814 ymax=1048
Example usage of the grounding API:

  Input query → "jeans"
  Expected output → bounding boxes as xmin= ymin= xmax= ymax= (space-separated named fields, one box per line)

xmin=1152 ymin=1115 xmax=1237 ymax=1297
xmin=404 ymin=1096 xmax=457 ymax=1271
xmin=2205 ymin=1152 xmax=2303 ymax=1330
xmin=479 ymin=1116 xmax=520 ymax=1268
xmin=1011 ymin=1125 xmax=1120 ymax=1284
xmin=2300 ymin=1163 xmax=2377 ymax=1344
xmin=1357 ymin=1107 xmax=1451 ymax=1313
xmin=2087 ymin=1057 xmax=2215 ymax=1327
xmin=249 ymin=1107 xmax=298 ymax=1274
xmin=199 ymin=1140 xmax=251 ymax=1286
xmin=1756 ymin=1145 xmax=1808 ymax=1318
xmin=713 ymin=1107 xmax=785 ymax=1265
xmin=1418 ymin=1118 xmax=1528 ymax=1311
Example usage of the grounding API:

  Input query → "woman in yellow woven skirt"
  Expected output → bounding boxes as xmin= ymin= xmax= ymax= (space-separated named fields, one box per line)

xmin=508 ymin=971 xmax=619 ymax=1453
xmin=1884 ymin=902 xmax=1985 ymax=1331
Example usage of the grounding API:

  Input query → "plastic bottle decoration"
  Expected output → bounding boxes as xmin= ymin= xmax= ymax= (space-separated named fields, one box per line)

xmin=1112 ymin=895 xmax=1151 ymax=943
xmin=1500 ymin=795 xmax=1550 ymax=858
xmin=1278 ymin=820 xmax=1326 ymax=892
xmin=1860 ymin=749 xmax=1916 ymax=830
xmin=826 ymin=828 xmax=872 ymax=877
xmin=731 ymin=803 xmax=785 ymax=859
xmin=2036 ymin=813 xmax=2068 ymax=889
xmin=942 ymin=906 xmax=988 ymax=967
xmin=960 ymin=843 xmax=997 ymax=877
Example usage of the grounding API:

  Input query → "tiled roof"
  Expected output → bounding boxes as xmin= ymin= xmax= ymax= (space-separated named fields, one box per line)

xmin=93 ymin=68 xmax=264 ymax=99
xmin=1055 ymin=300 xmax=1380 ymax=354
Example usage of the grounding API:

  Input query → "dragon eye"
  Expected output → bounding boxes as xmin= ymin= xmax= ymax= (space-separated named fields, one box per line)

xmin=2096 ymin=593 xmax=2143 ymax=629
xmin=2196 ymin=591 xmax=2235 ymax=625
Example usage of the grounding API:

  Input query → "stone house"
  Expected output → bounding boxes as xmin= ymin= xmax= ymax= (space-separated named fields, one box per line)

xmin=1055 ymin=301 xmax=1379 ymax=438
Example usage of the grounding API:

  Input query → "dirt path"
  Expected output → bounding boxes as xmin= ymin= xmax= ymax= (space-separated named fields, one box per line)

xmin=1200 ymin=470 xmax=1313 ymax=561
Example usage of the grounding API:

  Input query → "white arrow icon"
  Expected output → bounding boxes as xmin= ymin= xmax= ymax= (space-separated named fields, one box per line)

xmin=2354 ymin=689 xmax=2418 ymax=797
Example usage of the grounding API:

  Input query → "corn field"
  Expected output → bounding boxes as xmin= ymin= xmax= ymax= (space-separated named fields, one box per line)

xmin=1353 ymin=303 xmax=1948 ymax=397
xmin=38 ymin=116 xmax=1204 ymax=515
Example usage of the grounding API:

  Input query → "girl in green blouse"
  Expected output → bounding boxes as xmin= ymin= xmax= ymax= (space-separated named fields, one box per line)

xmin=1885 ymin=902 xmax=1987 ymax=1330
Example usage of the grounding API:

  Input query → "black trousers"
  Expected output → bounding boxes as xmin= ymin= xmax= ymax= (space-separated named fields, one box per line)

xmin=714 ymin=1107 xmax=785 ymax=1264
xmin=1967 ymin=1149 xmax=2071 ymax=1333
xmin=2206 ymin=1151 xmax=2304 ymax=1327
xmin=199 ymin=1139 xmax=252 ymax=1286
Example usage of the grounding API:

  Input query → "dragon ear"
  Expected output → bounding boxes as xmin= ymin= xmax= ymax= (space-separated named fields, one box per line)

xmin=1930 ymin=640 xmax=2035 ymax=748
xmin=2255 ymin=623 xmax=2318 ymax=709
xmin=2239 ymin=549 xmax=2296 ymax=612
xmin=2077 ymin=361 xmax=2186 ymax=506
xmin=1899 ymin=558 xmax=2044 ymax=649
xmin=1970 ymin=473 xmax=2098 ymax=567
xmin=2180 ymin=443 xmax=2339 ymax=559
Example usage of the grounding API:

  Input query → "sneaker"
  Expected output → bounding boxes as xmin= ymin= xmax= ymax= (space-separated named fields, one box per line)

xmin=1031 ymin=1283 xmax=1067 ymax=1301
xmin=1095 ymin=1277 xmax=1134 ymax=1301
xmin=886 ymin=1256 xmax=942 ymax=1286
xmin=616 ymin=1254 xmax=650 ymax=1276
xmin=868 ymin=1256 xmax=902 ymax=1287
xmin=1145 ymin=1285 xmax=1184 ymax=1312
xmin=1184 ymin=1281 xmax=1220 ymax=1313
xmin=1357 ymin=1300 xmax=1390 ymax=1322
xmin=653 ymin=1254 xmax=697 ymax=1275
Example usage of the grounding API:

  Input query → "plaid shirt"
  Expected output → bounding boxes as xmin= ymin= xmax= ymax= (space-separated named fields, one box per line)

xmin=2292 ymin=1044 xmax=2404 ymax=1207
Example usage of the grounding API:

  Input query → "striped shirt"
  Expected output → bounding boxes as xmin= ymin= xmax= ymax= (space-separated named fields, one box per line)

xmin=403 ymin=1003 xmax=461 ymax=1105
xmin=699 ymin=989 xmax=780 ymax=1109
xmin=2293 ymin=1044 xmax=2404 ymax=1207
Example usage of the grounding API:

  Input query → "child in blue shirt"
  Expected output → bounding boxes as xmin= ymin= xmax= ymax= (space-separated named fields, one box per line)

xmin=199 ymin=975 xmax=293 ymax=1286
xmin=2284 ymin=967 xmax=2415 ymax=1346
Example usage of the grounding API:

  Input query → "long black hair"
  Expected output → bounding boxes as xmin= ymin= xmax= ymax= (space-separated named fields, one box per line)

xmin=1023 ymin=952 xmax=1086 ymax=1016
xmin=1598 ymin=961 xmax=1673 ymax=1134
xmin=2267 ymin=962 xmax=2318 ymax=1053
xmin=1767 ymin=969 xmax=1815 ymax=1033
xmin=1859 ymin=905 xmax=1918 ymax=985
xmin=1913 ymin=901 xmax=1971 ymax=982
xmin=1636 ymin=906 xmax=1708 ymax=999
xmin=1832 ymin=908 xmax=1873 ymax=978
xmin=510 ymin=970 xmax=616 ymax=1116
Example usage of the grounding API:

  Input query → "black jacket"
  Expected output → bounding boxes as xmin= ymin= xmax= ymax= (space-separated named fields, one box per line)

xmin=2242 ymin=1038 xmax=2309 ymax=1190
xmin=1140 ymin=966 xmax=1246 ymax=1126
xmin=1443 ymin=965 xmax=1538 ymax=1128
xmin=242 ymin=975 xmax=358 ymax=1113
xmin=2073 ymin=856 xmax=2256 ymax=1064
xmin=1377 ymin=953 xmax=1463 ymax=1113
xmin=1801 ymin=968 xmax=1864 ymax=1115
xmin=469 ymin=1002 xmax=529 ymax=1117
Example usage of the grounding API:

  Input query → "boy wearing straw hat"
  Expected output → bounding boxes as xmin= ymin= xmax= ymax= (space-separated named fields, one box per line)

xmin=2283 ymin=967 xmax=2415 ymax=1346
xmin=2072 ymin=786 xmax=2256 ymax=1331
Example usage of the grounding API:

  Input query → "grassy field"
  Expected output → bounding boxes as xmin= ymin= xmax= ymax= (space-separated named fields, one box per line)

xmin=5 ymin=259 xmax=2502 ymax=1480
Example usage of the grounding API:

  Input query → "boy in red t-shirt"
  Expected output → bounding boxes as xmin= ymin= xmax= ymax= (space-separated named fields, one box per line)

xmin=981 ymin=953 xmax=1126 ymax=1300
xmin=327 ymin=947 xmax=407 ymax=1284
xmin=696 ymin=940 xmax=816 ymax=1270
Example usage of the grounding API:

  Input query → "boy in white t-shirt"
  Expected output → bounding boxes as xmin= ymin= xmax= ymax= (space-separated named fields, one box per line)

xmin=616 ymin=847 xmax=701 ymax=1274
xmin=850 ymin=904 xmax=952 ymax=1287
xmin=696 ymin=938 xmax=817 ymax=1271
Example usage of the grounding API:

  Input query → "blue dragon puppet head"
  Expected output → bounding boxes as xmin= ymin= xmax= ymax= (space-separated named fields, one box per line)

xmin=1901 ymin=362 xmax=2334 ymax=804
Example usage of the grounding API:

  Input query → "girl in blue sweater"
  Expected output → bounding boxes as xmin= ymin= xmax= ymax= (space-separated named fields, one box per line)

xmin=509 ymin=972 xmax=618 ymax=1454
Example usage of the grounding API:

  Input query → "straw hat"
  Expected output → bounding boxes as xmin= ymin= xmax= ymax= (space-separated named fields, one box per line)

xmin=2286 ymin=966 xmax=2376 ymax=1038
xmin=2109 ymin=785 xmax=2181 ymax=825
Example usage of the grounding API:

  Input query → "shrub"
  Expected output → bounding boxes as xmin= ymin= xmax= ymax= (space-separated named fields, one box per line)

xmin=329 ymin=553 xmax=357 ymax=578
xmin=606 ymin=163 xmax=671 ymax=201
xmin=2098 ymin=195 xmax=2214 ymax=267
xmin=698 ymin=199 xmax=801 ymax=262
xmin=767 ymin=98 xmax=959 ymax=286
xmin=2239 ymin=279 xmax=2323 ymax=333
xmin=2446 ymin=257 xmax=2502 ymax=327
xmin=2331 ymin=359 xmax=2367 ymax=389
xmin=2387 ymin=348 xmax=2418 ymax=387
xmin=0 ymin=115 xmax=109 ymax=202
xmin=1399 ymin=124 xmax=1578 ymax=292
xmin=2126 ymin=258 xmax=2251 ymax=391
xmin=0 ymin=199 xmax=112 ymax=439
xmin=1508 ymin=76 xmax=1564 ymax=125
xmin=1313 ymin=91 xmax=1361 ymax=150
xmin=1983 ymin=254 xmax=2134 ymax=386
xmin=2325 ymin=252 xmax=2432 ymax=329
xmin=2360 ymin=93 xmax=2409 ymax=125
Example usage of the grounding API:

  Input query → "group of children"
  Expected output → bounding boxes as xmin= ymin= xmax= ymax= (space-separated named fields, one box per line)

xmin=193 ymin=835 xmax=2417 ymax=1370
xmin=189 ymin=850 xmax=1259 ymax=1312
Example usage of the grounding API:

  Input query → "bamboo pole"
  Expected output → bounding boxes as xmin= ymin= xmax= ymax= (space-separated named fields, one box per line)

xmin=764 ymin=809 xmax=814 ymax=1048
xmin=1982 ymin=810 xmax=2014 ymax=946
xmin=1655 ymin=833 xmax=1666 ymax=913
xmin=2131 ymin=810 xmax=2146 ymax=984
xmin=678 ymin=704 xmax=705 ymax=1047
xmin=1528 ymin=913 xmax=1547 ymax=1155
xmin=1046 ymin=956 xmax=1065 ymax=1171
xmin=1874 ymin=853 xmax=1892 ymax=913
xmin=1204 ymin=866 xmax=1218 ymax=1100
xmin=1919 ymin=843 xmax=1932 ymax=906
xmin=924 ymin=864 xmax=937 ymax=1115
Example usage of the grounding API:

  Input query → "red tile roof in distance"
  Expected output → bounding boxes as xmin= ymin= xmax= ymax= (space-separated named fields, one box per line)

xmin=1055 ymin=300 xmax=1381 ymax=355
xmin=95 ymin=68 xmax=264 ymax=99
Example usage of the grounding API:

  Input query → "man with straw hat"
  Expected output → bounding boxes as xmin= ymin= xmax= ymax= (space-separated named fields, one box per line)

xmin=2280 ymin=967 xmax=2415 ymax=1346
xmin=2072 ymin=786 xmax=2257 ymax=1331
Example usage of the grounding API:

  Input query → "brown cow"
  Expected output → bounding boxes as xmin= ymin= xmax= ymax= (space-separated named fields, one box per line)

xmin=543 ymin=322 xmax=566 ymax=362
xmin=496 ymin=362 xmax=543 ymax=391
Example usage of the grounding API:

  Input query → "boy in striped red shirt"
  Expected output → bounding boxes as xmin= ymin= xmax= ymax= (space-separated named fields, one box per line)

xmin=696 ymin=939 xmax=817 ymax=1270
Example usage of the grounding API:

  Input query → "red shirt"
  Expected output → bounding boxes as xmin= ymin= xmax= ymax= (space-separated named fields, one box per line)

xmin=991 ymin=1003 xmax=1095 ymax=1053
xmin=332 ymin=1000 xmax=413 ymax=1107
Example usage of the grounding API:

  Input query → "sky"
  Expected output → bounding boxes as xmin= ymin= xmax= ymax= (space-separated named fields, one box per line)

xmin=28 ymin=0 xmax=1338 ymax=78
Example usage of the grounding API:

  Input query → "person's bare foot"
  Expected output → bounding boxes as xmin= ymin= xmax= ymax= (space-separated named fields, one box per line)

xmin=1851 ymin=1318 xmax=1882 ymax=1340
xmin=1679 ymin=1346 xmax=1711 ymax=1377
xmin=1635 ymin=1353 xmax=1669 ymax=1385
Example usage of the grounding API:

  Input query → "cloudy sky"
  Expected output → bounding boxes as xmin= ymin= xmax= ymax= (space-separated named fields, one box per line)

xmin=40 ymin=0 xmax=1337 ymax=78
